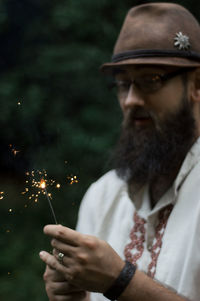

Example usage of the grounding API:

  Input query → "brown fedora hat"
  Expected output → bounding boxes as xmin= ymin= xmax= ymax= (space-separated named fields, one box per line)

xmin=100 ymin=3 xmax=200 ymax=74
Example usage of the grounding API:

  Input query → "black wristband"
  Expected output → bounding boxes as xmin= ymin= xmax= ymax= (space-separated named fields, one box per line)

xmin=103 ymin=260 xmax=136 ymax=301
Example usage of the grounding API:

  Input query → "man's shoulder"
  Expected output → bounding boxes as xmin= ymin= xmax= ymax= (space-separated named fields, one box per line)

xmin=89 ymin=170 xmax=127 ymax=197
xmin=77 ymin=170 xmax=130 ymax=234
xmin=93 ymin=169 xmax=124 ymax=188
xmin=81 ymin=170 xmax=127 ymax=209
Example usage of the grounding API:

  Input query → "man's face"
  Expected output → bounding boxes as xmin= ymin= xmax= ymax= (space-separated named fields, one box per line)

xmin=112 ymin=65 xmax=197 ymax=187
xmin=114 ymin=65 xmax=188 ymax=127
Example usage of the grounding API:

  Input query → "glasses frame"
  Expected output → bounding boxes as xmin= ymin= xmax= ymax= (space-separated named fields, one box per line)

xmin=108 ymin=67 xmax=196 ymax=95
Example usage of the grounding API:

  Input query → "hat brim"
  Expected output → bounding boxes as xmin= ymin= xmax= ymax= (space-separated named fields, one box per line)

xmin=100 ymin=56 xmax=200 ymax=75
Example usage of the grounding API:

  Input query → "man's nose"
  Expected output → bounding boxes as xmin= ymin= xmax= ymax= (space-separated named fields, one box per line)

xmin=123 ymin=84 xmax=145 ymax=109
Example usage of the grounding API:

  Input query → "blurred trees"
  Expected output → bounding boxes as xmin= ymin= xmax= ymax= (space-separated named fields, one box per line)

xmin=0 ymin=0 xmax=199 ymax=300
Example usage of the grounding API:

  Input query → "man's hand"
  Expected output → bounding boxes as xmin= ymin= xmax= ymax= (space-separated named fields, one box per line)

xmin=43 ymin=265 xmax=88 ymax=301
xmin=39 ymin=224 xmax=124 ymax=293
xmin=40 ymin=225 xmax=187 ymax=301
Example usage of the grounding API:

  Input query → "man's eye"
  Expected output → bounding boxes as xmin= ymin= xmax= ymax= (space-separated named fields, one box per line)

xmin=142 ymin=75 xmax=162 ymax=83
xmin=117 ymin=81 xmax=130 ymax=89
xmin=151 ymin=75 xmax=162 ymax=82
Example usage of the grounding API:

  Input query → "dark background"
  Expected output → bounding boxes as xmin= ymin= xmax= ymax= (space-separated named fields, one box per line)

xmin=0 ymin=1 xmax=199 ymax=300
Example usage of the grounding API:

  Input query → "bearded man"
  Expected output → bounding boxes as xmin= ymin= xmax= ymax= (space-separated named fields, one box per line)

xmin=39 ymin=3 xmax=200 ymax=301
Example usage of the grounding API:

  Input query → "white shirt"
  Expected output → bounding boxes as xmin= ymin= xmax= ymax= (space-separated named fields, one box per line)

xmin=76 ymin=137 xmax=200 ymax=301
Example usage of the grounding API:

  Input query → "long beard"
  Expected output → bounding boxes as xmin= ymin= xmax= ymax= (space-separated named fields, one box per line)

xmin=112 ymin=97 xmax=196 ymax=190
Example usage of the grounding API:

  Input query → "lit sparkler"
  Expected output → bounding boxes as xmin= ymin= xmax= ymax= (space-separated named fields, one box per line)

xmin=22 ymin=169 xmax=59 ymax=224
xmin=39 ymin=179 xmax=58 ymax=224
xmin=21 ymin=169 xmax=79 ymax=223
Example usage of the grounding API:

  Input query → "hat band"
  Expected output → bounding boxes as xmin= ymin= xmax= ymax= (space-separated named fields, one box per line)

xmin=112 ymin=49 xmax=200 ymax=62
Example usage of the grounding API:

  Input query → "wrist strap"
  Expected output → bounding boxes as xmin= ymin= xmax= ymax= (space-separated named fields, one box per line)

xmin=103 ymin=260 xmax=136 ymax=301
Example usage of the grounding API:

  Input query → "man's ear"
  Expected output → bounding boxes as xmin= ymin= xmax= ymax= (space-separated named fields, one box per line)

xmin=190 ymin=68 xmax=200 ymax=103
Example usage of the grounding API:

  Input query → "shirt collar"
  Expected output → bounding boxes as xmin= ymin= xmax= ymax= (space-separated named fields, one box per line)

xmin=174 ymin=137 xmax=200 ymax=196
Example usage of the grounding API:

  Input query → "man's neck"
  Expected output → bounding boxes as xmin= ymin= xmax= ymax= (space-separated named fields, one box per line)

xmin=149 ymin=165 xmax=182 ymax=208
xmin=149 ymin=177 xmax=173 ymax=209
xmin=128 ymin=171 xmax=177 ymax=209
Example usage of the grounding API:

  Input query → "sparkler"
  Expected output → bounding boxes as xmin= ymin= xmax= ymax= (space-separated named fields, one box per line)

xmin=22 ymin=169 xmax=59 ymax=224
xmin=20 ymin=169 xmax=79 ymax=223
xmin=39 ymin=179 xmax=58 ymax=224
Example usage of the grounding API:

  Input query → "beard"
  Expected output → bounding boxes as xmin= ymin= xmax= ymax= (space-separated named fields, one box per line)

xmin=112 ymin=96 xmax=196 ymax=190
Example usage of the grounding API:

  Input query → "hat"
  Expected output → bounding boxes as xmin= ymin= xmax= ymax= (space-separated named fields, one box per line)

xmin=100 ymin=3 xmax=200 ymax=74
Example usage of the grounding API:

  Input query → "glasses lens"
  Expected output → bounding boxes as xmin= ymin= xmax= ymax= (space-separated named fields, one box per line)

xmin=110 ymin=73 xmax=166 ymax=96
xmin=135 ymin=75 xmax=163 ymax=93
xmin=110 ymin=80 xmax=131 ymax=96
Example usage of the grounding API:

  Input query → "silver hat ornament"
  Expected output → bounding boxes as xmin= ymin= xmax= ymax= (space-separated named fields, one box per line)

xmin=174 ymin=32 xmax=191 ymax=50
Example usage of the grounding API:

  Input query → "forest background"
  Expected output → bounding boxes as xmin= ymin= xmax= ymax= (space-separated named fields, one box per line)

xmin=0 ymin=0 xmax=199 ymax=300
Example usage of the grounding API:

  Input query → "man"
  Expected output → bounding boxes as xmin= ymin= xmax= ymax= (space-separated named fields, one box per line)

xmin=39 ymin=3 xmax=200 ymax=301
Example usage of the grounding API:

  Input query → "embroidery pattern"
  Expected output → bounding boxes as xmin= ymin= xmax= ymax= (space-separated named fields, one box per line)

xmin=124 ymin=205 xmax=173 ymax=278
xmin=124 ymin=211 xmax=146 ymax=265
xmin=147 ymin=204 xmax=173 ymax=278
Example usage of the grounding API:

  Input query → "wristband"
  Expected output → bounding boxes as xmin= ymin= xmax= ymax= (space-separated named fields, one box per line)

xmin=103 ymin=260 xmax=136 ymax=301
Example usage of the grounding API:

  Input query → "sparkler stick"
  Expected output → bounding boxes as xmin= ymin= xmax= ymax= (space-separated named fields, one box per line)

xmin=40 ymin=179 xmax=58 ymax=224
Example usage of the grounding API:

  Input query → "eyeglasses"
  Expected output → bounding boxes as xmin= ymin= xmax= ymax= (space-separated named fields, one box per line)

xmin=109 ymin=68 xmax=195 ymax=96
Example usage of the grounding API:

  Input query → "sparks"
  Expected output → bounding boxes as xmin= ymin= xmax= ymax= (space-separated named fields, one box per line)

xmin=22 ymin=169 xmax=58 ymax=224
xmin=67 ymin=175 xmax=79 ymax=185
xmin=40 ymin=179 xmax=46 ymax=189
xmin=22 ymin=169 xmax=61 ymax=200
xmin=13 ymin=150 xmax=20 ymax=156
xmin=9 ymin=144 xmax=20 ymax=156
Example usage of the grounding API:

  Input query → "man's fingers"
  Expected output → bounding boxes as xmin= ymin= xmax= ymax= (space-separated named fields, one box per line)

xmin=52 ymin=291 xmax=87 ymax=301
xmin=44 ymin=265 xmax=65 ymax=282
xmin=66 ymin=291 xmax=87 ymax=300
xmin=40 ymin=251 xmax=65 ymax=273
xmin=44 ymin=265 xmax=85 ymax=296
xmin=43 ymin=225 xmax=80 ymax=246
xmin=52 ymin=243 xmax=75 ymax=259
xmin=46 ymin=292 xmax=86 ymax=301
xmin=46 ymin=281 xmax=83 ymax=295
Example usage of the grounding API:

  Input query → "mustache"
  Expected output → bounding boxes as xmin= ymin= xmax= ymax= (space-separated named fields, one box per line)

xmin=123 ymin=108 xmax=155 ymax=128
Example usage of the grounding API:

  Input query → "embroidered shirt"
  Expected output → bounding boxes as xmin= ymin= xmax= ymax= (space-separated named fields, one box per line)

xmin=76 ymin=137 xmax=200 ymax=301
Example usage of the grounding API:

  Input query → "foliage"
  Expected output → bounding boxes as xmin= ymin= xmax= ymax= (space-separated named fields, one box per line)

xmin=0 ymin=0 xmax=199 ymax=300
